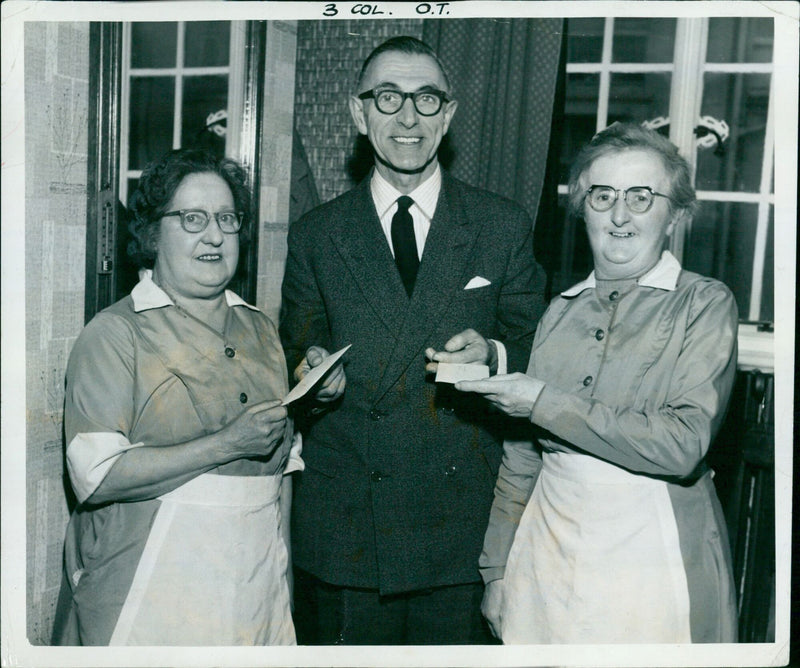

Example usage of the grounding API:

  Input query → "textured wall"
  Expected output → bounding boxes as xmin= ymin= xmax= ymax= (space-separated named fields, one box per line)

xmin=293 ymin=19 xmax=424 ymax=203
xmin=24 ymin=22 xmax=90 ymax=645
xmin=256 ymin=20 xmax=298 ymax=322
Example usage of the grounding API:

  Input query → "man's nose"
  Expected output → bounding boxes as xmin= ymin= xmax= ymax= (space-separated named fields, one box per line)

xmin=395 ymin=97 xmax=419 ymax=127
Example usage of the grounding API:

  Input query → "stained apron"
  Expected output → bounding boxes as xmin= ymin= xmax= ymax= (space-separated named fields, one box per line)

xmin=109 ymin=472 xmax=296 ymax=645
xmin=499 ymin=451 xmax=691 ymax=644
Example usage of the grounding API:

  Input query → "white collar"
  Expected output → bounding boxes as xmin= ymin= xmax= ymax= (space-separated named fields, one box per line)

xmin=560 ymin=250 xmax=682 ymax=297
xmin=131 ymin=269 xmax=260 ymax=313
xmin=370 ymin=165 xmax=441 ymax=221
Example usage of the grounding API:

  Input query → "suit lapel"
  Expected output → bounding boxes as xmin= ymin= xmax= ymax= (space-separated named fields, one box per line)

xmin=327 ymin=179 xmax=410 ymax=336
xmin=375 ymin=176 xmax=480 ymax=400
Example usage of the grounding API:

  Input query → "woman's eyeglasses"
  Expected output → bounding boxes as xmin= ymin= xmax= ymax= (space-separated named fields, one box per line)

xmin=585 ymin=185 xmax=672 ymax=214
xmin=358 ymin=87 xmax=449 ymax=116
xmin=162 ymin=209 xmax=243 ymax=234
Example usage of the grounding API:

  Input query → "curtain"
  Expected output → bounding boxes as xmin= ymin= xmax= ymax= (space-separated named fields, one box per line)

xmin=423 ymin=18 xmax=565 ymax=293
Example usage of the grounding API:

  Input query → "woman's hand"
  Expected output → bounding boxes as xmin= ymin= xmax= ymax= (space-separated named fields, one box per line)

xmin=455 ymin=373 xmax=545 ymax=419
xmin=219 ymin=399 xmax=288 ymax=460
xmin=481 ymin=579 xmax=506 ymax=640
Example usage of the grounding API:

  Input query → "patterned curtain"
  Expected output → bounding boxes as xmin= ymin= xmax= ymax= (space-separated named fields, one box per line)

xmin=423 ymin=19 xmax=565 ymax=238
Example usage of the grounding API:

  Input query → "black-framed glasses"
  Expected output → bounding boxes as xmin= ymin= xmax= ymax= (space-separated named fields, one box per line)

xmin=357 ymin=87 xmax=450 ymax=116
xmin=162 ymin=209 xmax=243 ymax=234
xmin=585 ymin=185 xmax=673 ymax=214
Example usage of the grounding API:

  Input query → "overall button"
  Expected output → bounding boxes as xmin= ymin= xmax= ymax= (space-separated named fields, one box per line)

xmin=582 ymin=375 xmax=593 ymax=387
xmin=225 ymin=346 xmax=236 ymax=358
xmin=608 ymin=290 xmax=620 ymax=302
xmin=239 ymin=392 xmax=248 ymax=404
xmin=594 ymin=329 xmax=605 ymax=341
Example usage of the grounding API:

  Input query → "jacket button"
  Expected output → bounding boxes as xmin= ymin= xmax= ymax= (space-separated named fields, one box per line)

xmin=225 ymin=346 xmax=236 ymax=358
xmin=444 ymin=465 xmax=457 ymax=476
xmin=608 ymin=290 xmax=619 ymax=302
xmin=370 ymin=471 xmax=384 ymax=482
xmin=595 ymin=329 xmax=605 ymax=341
xmin=369 ymin=409 xmax=383 ymax=421
xmin=239 ymin=392 xmax=248 ymax=404
xmin=582 ymin=375 xmax=593 ymax=386
xmin=440 ymin=406 xmax=455 ymax=415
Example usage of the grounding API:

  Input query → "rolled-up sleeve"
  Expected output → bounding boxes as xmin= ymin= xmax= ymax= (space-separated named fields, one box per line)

xmin=64 ymin=313 xmax=139 ymax=503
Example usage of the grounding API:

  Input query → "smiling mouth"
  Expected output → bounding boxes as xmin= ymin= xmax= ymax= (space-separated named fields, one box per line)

xmin=392 ymin=137 xmax=422 ymax=145
xmin=609 ymin=232 xmax=635 ymax=238
xmin=197 ymin=254 xmax=222 ymax=261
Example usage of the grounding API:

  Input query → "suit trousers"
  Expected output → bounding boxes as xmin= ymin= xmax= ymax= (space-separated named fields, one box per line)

xmin=293 ymin=568 xmax=498 ymax=645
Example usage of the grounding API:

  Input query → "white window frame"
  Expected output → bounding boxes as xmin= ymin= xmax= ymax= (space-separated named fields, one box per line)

xmin=118 ymin=21 xmax=246 ymax=205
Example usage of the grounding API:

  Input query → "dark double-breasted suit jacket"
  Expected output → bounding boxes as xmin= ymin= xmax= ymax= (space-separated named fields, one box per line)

xmin=280 ymin=171 xmax=546 ymax=595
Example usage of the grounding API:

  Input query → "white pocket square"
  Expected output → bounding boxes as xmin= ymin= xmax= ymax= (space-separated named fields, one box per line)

xmin=464 ymin=276 xmax=491 ymax=290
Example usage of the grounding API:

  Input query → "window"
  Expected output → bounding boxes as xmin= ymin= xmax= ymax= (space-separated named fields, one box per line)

xmin=557 ymin=18 xmax=774 ymax=332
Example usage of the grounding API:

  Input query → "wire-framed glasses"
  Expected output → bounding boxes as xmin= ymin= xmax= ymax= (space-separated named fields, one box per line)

xmin=358 ymin=87 xmax=450 ymax=116
xmin=585 ymin=185 xmax=672 ymax=214
xmin=162 ymin=209 xmax=243 ymax=234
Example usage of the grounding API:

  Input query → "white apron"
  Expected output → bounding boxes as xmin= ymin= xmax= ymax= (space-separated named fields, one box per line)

xmin=500 ymin=451 xmax=691 ymax=644
xmin=109 ymin=473 xmax=295 ymax=645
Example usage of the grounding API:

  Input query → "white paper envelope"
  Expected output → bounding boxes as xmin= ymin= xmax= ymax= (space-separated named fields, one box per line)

xmin=435 ymin=363 xmax=490 ymax=383
xmin=464 ymin=276 xmax=491 ymax=290
xmin=282 ymin=344 xmax=351 ymax=405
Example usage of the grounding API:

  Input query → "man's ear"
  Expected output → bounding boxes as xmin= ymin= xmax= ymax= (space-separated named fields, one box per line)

xmin=441 ymin=99 xmax=458 ymax=135
xmin=349 ymin=96 xmax=368 ymax=135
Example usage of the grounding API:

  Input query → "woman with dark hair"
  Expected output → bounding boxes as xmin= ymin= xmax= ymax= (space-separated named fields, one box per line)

xmin=53 ymin=149 xmax=302 ymax=645
xmin=456 ymin=123 xmax=738 ymax=643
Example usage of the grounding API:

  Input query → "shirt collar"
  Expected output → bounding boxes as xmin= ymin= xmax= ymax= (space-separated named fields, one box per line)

xmin=560 ymin=250 xmax=682 ymax=297
xmin=131 ymin=269 xmax=260 ymax=313
xmin=370 ymin=165 xmax=441 ymax=221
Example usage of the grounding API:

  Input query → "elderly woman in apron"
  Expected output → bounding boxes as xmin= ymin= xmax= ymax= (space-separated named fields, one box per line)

xmin=456 ymin=123 xmax=738 ymax=644
xmin=52 ymin=149 xmax=328 ymax=645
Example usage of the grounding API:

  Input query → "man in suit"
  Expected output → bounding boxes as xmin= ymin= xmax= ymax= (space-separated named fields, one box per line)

xmin=280 ymin=35 xmax=546 ymax=645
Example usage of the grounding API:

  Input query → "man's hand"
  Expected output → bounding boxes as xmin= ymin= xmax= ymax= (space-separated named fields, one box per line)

xmin=481 ymin=579 xmax=505 ymax=640
xmin=294 ymin=346 xmax=346 ymax=403
xmin=455 ymin=373 xmax=545 ymax=419
xmin=425 ymin=329 xmax=498 ymax=374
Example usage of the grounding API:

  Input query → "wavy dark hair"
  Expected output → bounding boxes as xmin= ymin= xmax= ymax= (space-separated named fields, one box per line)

xmin=566 ymin=122 xmax=698 ymax=223
xmin=356 ymin=35 xmax=453 ymax=93
xmin=127 ymin=149 xmax=252 ymax=268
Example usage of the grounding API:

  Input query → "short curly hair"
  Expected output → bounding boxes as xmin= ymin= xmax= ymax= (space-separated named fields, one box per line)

xmin=127 ymin=149 xmax=252 ymax=268
xmin=566 ymin=122 xmax=698 ymax=223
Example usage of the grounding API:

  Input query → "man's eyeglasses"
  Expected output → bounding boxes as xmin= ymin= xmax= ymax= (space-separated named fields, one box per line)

xmin=585 ymin=185 xmax=673 ymax=214
xmin=162 ymin=209 xmax=243 ymax=234
xmin=358 ymin=87 xmax=450 ymax=116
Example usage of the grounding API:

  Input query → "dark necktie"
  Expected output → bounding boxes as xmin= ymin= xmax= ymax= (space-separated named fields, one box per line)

xmin=391 ymin=195 xmax=419 ymax=297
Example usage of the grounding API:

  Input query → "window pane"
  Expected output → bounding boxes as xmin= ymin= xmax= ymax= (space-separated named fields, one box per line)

xmin=184 ymin=21 xmax=231 ymax=68
xmin=129 ymin=77 xmax=175 ymax=170
xmin=608 ymin=72 xmax=671 ymax=124
xmin=567 ymin=18 xmax=605 ymax=63
xmin=684 ymin=201 xmax=758 ymax=318
xmin=696 ymin=73 xmax=770 ymax=192
xmin=131 ymin=23 xmax=177 ymax=68
xmin=560 ymin=73 xmax=600 ymax=181
xmin=707 ymin=18 xmax=774 ymax=63
xmin=612 ymin=18 xmax=676 ymax=63
xmin=181 ymin=75 xmax=228 ymax=156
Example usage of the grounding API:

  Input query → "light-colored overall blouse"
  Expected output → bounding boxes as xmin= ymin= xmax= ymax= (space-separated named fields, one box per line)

xmin=480 ymin=252 xmax=739 ymax=643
